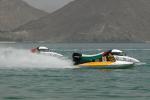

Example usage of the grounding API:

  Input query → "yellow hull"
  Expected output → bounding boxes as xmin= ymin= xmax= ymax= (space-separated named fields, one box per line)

xmin=80 ymin=62 xmax=113 ymax=67
xmin=78 ymin=61 xmax=134 ymax=69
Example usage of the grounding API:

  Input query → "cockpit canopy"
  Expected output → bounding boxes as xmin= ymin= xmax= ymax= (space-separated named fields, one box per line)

xmin=111 ymin=49 xmax=126 ymax=56
xmin=37 ymin=46 xmax=49 ymax=52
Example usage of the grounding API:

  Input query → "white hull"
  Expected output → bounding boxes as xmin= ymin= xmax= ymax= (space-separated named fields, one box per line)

xmin=39 ymin=52 xmax=63 ymax=57
xmin=114 ymin=55 xmax=140 ymax=63
xmin=109 ymin=61 xmax=134 ymax=69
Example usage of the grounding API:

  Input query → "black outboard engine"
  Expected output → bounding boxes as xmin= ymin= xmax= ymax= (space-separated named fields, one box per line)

xmin=72 ymin=53 xmax=82 ymax=65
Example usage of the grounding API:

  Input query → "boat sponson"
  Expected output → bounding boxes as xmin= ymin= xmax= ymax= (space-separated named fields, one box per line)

xmin=78 ymin=61 xmax=134 ymax=69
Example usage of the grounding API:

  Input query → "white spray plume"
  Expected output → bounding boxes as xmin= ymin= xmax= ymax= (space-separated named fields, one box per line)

xmin=0 ymin=47 xmax=74 ymax=69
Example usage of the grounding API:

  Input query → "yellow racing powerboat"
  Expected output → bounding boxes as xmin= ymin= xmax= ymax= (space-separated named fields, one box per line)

xmin=72 ymin=52 xmax=134 ymax=69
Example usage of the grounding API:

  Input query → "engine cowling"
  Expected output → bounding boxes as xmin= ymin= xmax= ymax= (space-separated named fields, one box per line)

xmin=72 ymin=53 xmax=82 ymax=65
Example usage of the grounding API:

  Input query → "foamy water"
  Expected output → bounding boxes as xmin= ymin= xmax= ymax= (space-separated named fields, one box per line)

xmin=0 ymin=47 xmax=74 ymax=69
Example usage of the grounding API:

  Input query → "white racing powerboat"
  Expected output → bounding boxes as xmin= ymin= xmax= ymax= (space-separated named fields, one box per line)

xmin=31 ymin=46 xmax=63 ymax=57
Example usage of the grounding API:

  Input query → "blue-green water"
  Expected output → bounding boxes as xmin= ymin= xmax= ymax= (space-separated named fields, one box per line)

xmin=0 ymin=43 xmax=150 ymax=100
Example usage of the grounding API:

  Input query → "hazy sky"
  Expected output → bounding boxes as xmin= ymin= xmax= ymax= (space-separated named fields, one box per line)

xmin=24 ymin=0 xmax=74 ymax=13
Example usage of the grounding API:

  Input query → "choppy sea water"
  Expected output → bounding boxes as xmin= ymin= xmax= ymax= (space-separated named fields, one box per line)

xmin=0 ymin=43 xmax=149 ymax=100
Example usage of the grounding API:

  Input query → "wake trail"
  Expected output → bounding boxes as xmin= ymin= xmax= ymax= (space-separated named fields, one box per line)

xmin=0 ymin=47 xmax=74 ymax=69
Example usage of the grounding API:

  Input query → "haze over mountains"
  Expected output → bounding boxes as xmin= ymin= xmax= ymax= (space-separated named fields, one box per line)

xmin=24 ymin=0 xmax=74 ymax=13
xmin=0 ymin=0 xmax=47 ymax=31
xmin=1 ymin=0 xmax=150 ymax=42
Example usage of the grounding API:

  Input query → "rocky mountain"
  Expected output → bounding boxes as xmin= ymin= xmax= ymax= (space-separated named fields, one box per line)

xmin=16 ymin=0 xmax=150 ymax=42
xmin=0 ymin=0 xmax=47 ymax=31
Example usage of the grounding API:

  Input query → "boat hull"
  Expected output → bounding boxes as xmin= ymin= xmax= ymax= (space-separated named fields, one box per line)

xmin=40 ymin=52 xmax=63 ymax=57
xmin=114 ymin=55 xmax=140 ymax=63
xmin=77 ymin=61 xmax=134 ymax=69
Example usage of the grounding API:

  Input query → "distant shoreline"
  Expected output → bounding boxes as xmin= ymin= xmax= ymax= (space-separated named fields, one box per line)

xmin=0 ymin=41 xmax=148 ymax=44
xmin=0 ymin=41 xmax=16 ymax=44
